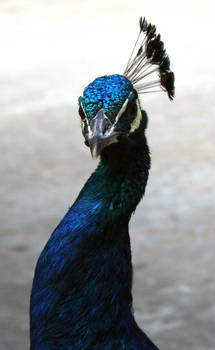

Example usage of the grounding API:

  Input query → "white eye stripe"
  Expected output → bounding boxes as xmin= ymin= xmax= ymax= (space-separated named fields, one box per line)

xmin=130 ymin=99 xmax=142 ymax=133
xmin=80 ymin=103 xmax=88 ymax=121
xmin=80 ymin=102 xmax=91 ymax=134
xmin=81 ymin=120 xmax=85 ymax=129
xmin=108 ymin=91 xmax=133 ymax=134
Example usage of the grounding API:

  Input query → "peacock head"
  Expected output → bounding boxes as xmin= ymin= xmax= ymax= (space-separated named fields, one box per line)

xmin=78 ymin=17 xmax=174 ymax=159
xmin=78 ymin=74 xmax=143 ymax=159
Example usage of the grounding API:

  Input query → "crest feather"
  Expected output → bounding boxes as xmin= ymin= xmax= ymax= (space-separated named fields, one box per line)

xmin=124 ymin=17 xmax=175 ymax=100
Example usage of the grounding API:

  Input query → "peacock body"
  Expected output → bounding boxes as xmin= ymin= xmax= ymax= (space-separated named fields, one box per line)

xmin=30 ymin=18 xmax=174 ymax=350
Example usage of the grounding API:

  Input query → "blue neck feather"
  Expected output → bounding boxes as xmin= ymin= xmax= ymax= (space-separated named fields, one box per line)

xmin=30 ymin=124 xmax=158 ymax=350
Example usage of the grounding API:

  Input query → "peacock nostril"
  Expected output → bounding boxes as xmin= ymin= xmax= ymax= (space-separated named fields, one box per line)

xmin=102 ymin=122 xmax=111 ymax=135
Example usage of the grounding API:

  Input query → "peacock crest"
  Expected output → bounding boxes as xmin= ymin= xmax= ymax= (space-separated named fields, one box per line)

xmin=124 ymin=17 xmax=175 ymax=100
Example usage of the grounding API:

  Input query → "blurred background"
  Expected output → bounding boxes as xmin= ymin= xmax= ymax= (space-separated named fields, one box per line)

xmin=0 ymin=1 xmax=214 ymax=349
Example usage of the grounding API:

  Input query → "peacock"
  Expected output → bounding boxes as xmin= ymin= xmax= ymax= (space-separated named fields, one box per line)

xmin=30 ymin=17 xmax=174 ymax=350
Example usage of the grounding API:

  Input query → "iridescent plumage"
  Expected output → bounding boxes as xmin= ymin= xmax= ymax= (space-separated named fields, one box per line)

xmin=80 ymin=75 xmax=132 ymax=121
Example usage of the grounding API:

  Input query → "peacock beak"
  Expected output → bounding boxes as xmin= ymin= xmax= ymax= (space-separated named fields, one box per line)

xmin=88 ymin=109 xmax=121 ymax=159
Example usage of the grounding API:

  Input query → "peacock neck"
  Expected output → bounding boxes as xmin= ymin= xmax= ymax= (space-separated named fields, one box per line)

xmin=78 ymin=131 xmax=150 ymax=221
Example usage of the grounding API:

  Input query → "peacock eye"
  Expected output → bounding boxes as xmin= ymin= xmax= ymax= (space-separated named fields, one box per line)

xmin=125 ymin=101 xmax=137 ymax=120
xmin=79 ymin=106 xmax=86 ymax=120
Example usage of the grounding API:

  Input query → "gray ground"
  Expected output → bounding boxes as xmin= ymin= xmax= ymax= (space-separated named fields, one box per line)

xmin=0 ymin=1 xmax=214 ymax=350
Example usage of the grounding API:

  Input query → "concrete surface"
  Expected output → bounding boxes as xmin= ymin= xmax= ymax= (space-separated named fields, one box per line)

xmin=0 ymin=1 xmax=214 ymax=350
